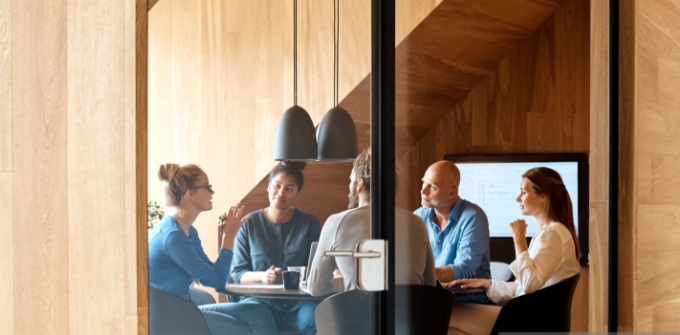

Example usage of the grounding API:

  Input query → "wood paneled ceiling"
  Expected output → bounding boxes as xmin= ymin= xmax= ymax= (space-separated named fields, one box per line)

xmin=343 ymin=0 xmax=568 ymax=152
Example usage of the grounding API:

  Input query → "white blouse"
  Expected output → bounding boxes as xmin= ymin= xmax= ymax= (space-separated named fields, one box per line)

xmin=486 ymin=222 xmax=581 ymax=304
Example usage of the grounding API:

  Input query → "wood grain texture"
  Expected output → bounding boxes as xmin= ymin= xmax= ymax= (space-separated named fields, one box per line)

xmin=619 ymin=0 xmax=680 ymax=331
xmin=618 ymin=0 xmax=636 ymax=330
xmin=67 ymin=0 xmax=135 ymax=332
xmin=134 ymin=0 xmax=149 ymax=333
xmin=0 ymin=173 xmax=13 ymax=334
xmin=588 ymin=0 xmax=609 ymax=331
xmin=571 ymin=266 xmax=589 ymax=331
xmin=11 ymin=0 xmax=70 ymax=333
xmin=0 ymin=0 xmax=10 ymax=173
xmin=588 ymin=202 xmax=608 ymax=331
xmin=409 ymin=0 xmax=590 ymax=195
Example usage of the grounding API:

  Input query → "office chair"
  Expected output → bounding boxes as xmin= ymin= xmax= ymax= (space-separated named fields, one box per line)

xmin=149 ymin=286 xmax=212 ymax=335
xmin=490 ymin=272 xmax=581 ymax=334
xmin=315 ymin=285 xmax=455 ymax=335
xmin=489 ymin=261 xmax=513 ymax=282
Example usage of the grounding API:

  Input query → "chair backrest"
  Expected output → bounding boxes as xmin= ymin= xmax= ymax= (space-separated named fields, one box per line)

xmin=315 ymin=290 xmax=376 ymax=335
xmin=149 ymin=286 xmax=212 ymax=335
xmin=314 ymin=285 xmax=455 ymax=335
xmin=489 ymin=261 xmax=513 ymax=282
xmin=490 ymin=272 xmax=581 ymax=335
xmin=395 ymin=285 xmax=455 ymax=335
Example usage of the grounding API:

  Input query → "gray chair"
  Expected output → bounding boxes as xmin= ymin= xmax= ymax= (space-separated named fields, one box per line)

xmin=149 ymin=286 xmax=212 ymax=335
xmin=314 ymin=285 xmax=455 ymax=335
xmin=490 ymin=261 xmax=513 ymax=282
xmin=314 ymin=289 xmax=376 ymax=335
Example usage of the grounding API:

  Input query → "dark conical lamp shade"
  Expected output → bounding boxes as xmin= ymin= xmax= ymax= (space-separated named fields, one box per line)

xmin=273 ymin=105 xmax=318 ymax=161
xmin=317 ymin=106 xmax=358 ymax=161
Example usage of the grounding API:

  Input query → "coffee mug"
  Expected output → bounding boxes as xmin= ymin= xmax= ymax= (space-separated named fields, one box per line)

xmin=287 ymin=266 xmax=307 ymax=281
xmin=282 ymin=270 xmax=300 ymax=290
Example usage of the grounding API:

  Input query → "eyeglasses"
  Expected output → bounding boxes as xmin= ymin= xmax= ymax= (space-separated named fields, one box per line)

xmin=191 ymin=184 xmax=213 ymax=192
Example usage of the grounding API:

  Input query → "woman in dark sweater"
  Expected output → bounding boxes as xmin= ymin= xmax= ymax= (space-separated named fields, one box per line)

xmin=230 ymin=162 xmax=321 ymax=335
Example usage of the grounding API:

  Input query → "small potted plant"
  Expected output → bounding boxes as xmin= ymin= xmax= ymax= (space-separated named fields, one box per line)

xmin=147 ymin=201 xmax=165 ymax=230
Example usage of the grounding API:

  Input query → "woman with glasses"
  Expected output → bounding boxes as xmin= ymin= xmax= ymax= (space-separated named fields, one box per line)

xmin=149 ymin=163 xmax=278 ymax=335
xmin=444 ymin=167 xmax=581 ymax=335
xmin=230 ymin=161 xmax=321 ymax=335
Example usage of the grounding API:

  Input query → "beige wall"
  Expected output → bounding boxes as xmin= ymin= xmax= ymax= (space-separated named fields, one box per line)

xmin=147 ymin=0 xmax=442 ymax=298
xmin=619 ymin=0 xmax=680 ymax=331
xmin=0 ymin=0 xmax=147 ymax=334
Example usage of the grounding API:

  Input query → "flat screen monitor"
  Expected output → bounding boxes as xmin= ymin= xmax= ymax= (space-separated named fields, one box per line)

xmin=443 ymin=153 xmax=589 ymax=265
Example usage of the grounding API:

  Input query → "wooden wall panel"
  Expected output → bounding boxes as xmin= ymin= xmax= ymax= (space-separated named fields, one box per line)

xmin=0 ymin=0 xmax=10 ymax=173
xmin=66 ymin=0 xmax=143 ymax=332
xmin=588 ymin=0 xmax=609 ymax=331
xmin=129 ymin=0 xmax=148 ymax=332
xmin=0 ymin=5 xmax=11 ymax=330
xmin=0 ymin=173 xmax=13 ymax=334
xmin=11 ymin=0 xmax=70 ymax=333
xmin=2 ymin=0 xmax=146 ymax=333
xmin=619 ymin=0 xmax=680 ymax=331
xmin=618 ymin=0 xmax=636 ymax=331
xmin=407 ymin=0 xmax=590 ymax=188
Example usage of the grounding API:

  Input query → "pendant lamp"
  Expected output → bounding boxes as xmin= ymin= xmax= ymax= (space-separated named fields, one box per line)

xmin=273 ymin=0 xmax=318 ymax=161
xmin=316 ymin=0 xmax=358 ymax=161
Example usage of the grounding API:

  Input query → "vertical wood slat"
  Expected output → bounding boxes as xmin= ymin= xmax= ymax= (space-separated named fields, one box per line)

xmin=134 ymin=0 xmax=149 ymax=333
xmin=0 ymin=0 xmax=11 ymax=173
xmin=618 ymin=0 xmax=636 ymax=331
xmin=66 ymin=0 xmax=138 ymax=333
xmin=624 ymin=0 xmax=680 ymax=331
xmin=0 ymin=173 xmax=13 ymax=334
xmin=6 ymin=0 xmax=144 ymax=333
xmin=11 ymin=0 xmax=70 ymax=333
xmin=0 ymin=5 xmax=12 ymax=330
xmin=588 ymin=0 xmax=609 ymax=331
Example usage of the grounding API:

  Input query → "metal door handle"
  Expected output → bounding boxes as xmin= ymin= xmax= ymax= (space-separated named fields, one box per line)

xmin=324 ymin=251 xmax=381 ymax=258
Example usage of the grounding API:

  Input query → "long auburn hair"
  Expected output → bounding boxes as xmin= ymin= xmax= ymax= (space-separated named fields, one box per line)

xmin=523 ymin=167 xmax=581 ymax=260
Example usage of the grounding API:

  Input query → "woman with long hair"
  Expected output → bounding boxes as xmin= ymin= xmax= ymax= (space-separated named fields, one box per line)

xmin=445 ymin=167 xmax=581 ymax=335
xmin=149 ymin=163 xmax=277 ymax=335
xmin=230 ymin=161 xmax=321 ymax=335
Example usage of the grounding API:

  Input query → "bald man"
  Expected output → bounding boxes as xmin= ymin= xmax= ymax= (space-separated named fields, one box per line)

xmin=414 ymin=161 xmax=491 ymax=304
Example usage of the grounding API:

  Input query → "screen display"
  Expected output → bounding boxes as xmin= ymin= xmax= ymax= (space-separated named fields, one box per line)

xmin=456 ymin=161 xmax=579 ymax=238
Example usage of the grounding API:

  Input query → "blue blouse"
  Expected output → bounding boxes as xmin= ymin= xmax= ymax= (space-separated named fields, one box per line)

xmin=148 ymin=215 xmax=232 ymax=298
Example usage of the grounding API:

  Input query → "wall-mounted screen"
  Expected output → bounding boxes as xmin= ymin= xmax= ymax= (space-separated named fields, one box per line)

xmin=443 ymin=153 xmax=589 ymax=265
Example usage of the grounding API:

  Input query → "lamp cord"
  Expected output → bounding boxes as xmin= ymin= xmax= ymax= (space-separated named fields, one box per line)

xmin=334 ymin=0 xmax=339 ymax=106
xmin=294 ymin=0 xmax=298 ymax=106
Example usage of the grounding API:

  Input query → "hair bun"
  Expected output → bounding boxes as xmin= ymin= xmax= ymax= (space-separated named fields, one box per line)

xmin=158 ymin=163 xmax=180 ymax=181
xmin=281 ymin=161 xmax=306 ymax=171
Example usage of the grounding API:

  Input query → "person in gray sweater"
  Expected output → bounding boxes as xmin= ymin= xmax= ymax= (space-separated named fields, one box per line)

xmin=307 ymin=149 xmax=436 ymax=296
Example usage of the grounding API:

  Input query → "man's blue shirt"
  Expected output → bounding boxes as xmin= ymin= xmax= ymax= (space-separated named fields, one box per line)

xmin=414 ymin=198 xmax=491 ymax=303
